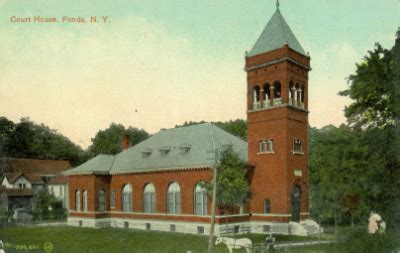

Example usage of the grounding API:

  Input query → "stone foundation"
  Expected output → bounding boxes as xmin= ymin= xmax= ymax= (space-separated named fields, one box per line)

xmin=67 ymin=216 xmax=309 ymax=236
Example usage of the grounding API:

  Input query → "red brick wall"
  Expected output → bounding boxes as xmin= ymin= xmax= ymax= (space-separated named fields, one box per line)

xmin=286 ymin=114 xmax=309 ymax=214
xmin=68 ymin=175 xmax=95 ymax=211
xmin=68 ymin=175 xmax=111 ymax=212
xmin=246 ymin=44 xmax=310 ymax=220
xmin=94 ymin=175 xmax=111 ymax=211
xmin=110 ymin=169 xmax=213 ymax=214
xmin=68 ymin=169 xmax=222 ymax=216
xmin=246 ymin=45 xmax=310 ymax=73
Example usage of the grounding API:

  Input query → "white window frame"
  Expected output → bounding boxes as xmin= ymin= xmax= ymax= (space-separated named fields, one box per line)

xmin=143 ymin=184 xmax=156 ymax=213
xmin=194 ymin=183 xmax=207 ymax=215
xmin=264 ymin=199 xmax=271 ymax=214
xmin=258 ymin=139 xmax=274 ymax=154
xmin=98 ymin=189 xmax=106 ymax=212
xmin=293 ymin=139 xmax=304 ymax=154
xmin=110 ymin=190 xmax=116 ymax=209
xmin=75 ymin=190 xmax=81 ymax=212
xmin=167 ymin=182 xmax=181 ymax=214
xmin=122 ymin=184 xmax=133 ymax=212
xmin=83 ymin=190 xmax=88 ymax=212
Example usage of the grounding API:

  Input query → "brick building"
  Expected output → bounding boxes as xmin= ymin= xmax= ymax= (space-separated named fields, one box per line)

xmin=67 ymin=4 xmax=319 ymax=236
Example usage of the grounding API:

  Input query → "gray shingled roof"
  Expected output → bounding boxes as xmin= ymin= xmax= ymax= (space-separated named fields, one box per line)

xmin=248 ymin=9 xmax=306 ymax=57
xmin=65 ymin=155 xmax=115 ymax=175
xmin=66 ymin=123 xmax=248 ymax=175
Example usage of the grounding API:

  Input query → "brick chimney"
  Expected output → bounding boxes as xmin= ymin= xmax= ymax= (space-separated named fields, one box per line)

xmin=121 ymin=135 xmax=130 ymax=150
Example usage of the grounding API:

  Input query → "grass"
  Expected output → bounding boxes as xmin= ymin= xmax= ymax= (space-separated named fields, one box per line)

xmin=0 ymin=226 xmax=336 ymax=253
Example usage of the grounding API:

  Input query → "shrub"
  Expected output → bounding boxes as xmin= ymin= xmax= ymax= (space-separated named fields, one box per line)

xmin=337 ymin=227 xmax=398 ymax=253
xmin=33 ymin=189 xmax=67 ymax=221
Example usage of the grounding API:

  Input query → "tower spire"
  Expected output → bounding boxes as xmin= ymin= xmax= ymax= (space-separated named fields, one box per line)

xmin=276 ymin=0 xmax=280 ymax=10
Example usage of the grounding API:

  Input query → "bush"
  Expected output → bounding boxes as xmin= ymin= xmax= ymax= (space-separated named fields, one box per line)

xmin=33 ymin=190 xmax=67 ymax=221
xmin=337 ymin=227 xmax=399 ymax=253
xmin=0 ymin=207 xmax=11 ymax=224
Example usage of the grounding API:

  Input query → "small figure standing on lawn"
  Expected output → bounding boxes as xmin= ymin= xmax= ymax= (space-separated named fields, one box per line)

xmin=368 ymin=210 xmax=382 ymax=234
xmin=0 ymin=240 xmax=5 ymax=253
xmin=265 ymin=235 xmax=275 ymax=250
xmin=379 ymin=218 xmax=386 ymax=233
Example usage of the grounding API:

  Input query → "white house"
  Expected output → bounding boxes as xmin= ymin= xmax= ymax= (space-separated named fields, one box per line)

xmin=48 ymin=175 xmax=69 ymax=209
xmin=0 ymin=158 xmax=71 ymax=212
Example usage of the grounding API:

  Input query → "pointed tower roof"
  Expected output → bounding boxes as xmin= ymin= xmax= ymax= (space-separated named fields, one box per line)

xmin=248 ymin=8 xmax=306 ymax=57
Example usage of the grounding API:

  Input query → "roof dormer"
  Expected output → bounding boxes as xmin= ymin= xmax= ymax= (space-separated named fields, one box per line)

xmin=140 ymin=148 xmax=153 ymax=157
xmin=179 ymin=144 xmax=191 ymax=154
xmin=159 ymin=146 xmax=171 ymax=155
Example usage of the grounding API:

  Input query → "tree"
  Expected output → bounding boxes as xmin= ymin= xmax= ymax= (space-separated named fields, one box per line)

xmin=213 ymin=148 xmax=249 ymax=212
xmin=0 ymin=207 xmax=12 ymax=225
xmin=339 ymin=41 xmax=400 ymax=230
xmin=176 ymin=119 xmax=247 ymax=140
xmin=1 ymin=117 xmax=85 ymax=166
xmin=309 ymin=125 xmax=368 ymax=234
xmin=339 ymin=43 xmax=395 ymax=129
xmin=215 ymin=120 xmax=247 ymax=141
xmin=207 ymin=147 xmax=249 ymax=253
xmin=7 ymin=118 xmax=36 ymax=158
xmin=0 ymin=117 xmax=15 ymax=157
xmin=33 ymin=189 xmax=66 ymax=221
xmin=88 ymin=123 xmax=149 ymax=156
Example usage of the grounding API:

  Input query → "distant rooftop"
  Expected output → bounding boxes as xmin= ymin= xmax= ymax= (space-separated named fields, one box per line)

xmin=0 ymin=158 xmax=71 ymax=175
xmin=4 ymin=172 xmax=44 ymax=184
xmin=0 ymin=187 xmax=35 ymax=197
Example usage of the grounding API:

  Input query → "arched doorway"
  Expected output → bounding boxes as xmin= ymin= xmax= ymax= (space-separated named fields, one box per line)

xmin=291 ymin=185 xmax=301 ymax=222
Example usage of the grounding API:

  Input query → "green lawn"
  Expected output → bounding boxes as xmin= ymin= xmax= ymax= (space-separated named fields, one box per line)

xmin=0 ymin=226 xmax=332 ymax=253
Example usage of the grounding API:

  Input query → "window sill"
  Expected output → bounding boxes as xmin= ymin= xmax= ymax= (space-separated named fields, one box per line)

xmin=292 ymin=151 xmax=304 ymax=155
xmin=257 ymin=151 xmax=275 ymax=155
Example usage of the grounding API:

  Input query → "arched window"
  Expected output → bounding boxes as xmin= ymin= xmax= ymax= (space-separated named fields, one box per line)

xmin=252 ymin=86 xmax=261 ymax=110
xmin=264 ymin=199 xmax=271 ymax=213
xmin=122 ymin=184 xmax=133 ymax=212
xmin=263 ymin=83 xmax=271 ymax=108
xmin=83 ymin=190 xmax=88 ymax=212
xmin=273 ymin=81 xmax=282 ymax=106
xmin=289 ymin=81 xmax=295 ymax=105
xmin=273 ymin=81 xmax=281 ymax=98
xmin=143 ymin=184 xmax=156 ymax=213
xmin=167 ymin=182 xmax=181 ymax=214
xmin=301 ymin=85 xmax=305 ymax=107
xmin=98 ymin=189 xmax=105 ymax=212
xmin=194 ymin=183 xmax=207 ymax=215
xmin=75 ymin=190 xmax=81 ymax=211
xmin=291 ymin=185 xmax=301 ymax=222
xmin=295 ymin=83 xmax=300 ymax=104
xmin=253 ymin=86 xmax=260 ymax=102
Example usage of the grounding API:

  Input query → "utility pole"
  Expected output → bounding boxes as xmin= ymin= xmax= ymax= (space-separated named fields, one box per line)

xmin=207 ymin=123 xmax=218 ymax=253
xmin=207 ymin=165 xmax=218 ymax=253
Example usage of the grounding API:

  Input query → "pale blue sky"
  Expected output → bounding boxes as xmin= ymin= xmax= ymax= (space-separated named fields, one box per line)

xmin=0 ymin=0 xmax=399 ymax=147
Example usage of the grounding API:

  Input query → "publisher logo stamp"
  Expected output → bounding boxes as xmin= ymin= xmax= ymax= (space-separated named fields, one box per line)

xmin=43 ymin=242 xmax=53 ymax=253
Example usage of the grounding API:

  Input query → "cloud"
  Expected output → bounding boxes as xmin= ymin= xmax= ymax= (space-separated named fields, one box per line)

xmin=0 ymin=15 xmax=246 ymax=148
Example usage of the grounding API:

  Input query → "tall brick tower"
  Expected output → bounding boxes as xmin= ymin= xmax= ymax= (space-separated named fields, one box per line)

xmin=246 ymin=2 xmax=310 ymax=223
